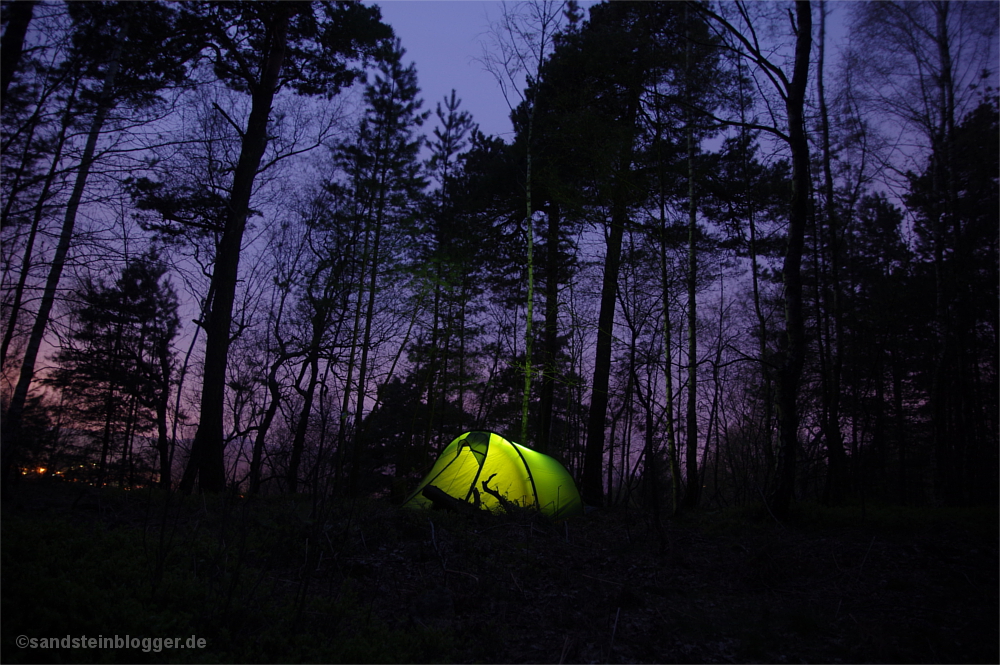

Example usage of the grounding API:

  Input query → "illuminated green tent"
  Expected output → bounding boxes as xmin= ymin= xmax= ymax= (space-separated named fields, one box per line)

xmin=403 ymin=431 xmax=583 ymax=519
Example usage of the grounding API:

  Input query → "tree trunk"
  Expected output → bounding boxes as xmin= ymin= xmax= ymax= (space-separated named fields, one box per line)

xmin=248 ymin=356 xmax=285 ymax=495
xmin=538 ymin=201 xmax=561 ymax=454
xmin=1 ymin=75 xmax=81 ymax=369
xmin=520 ymin=104 xmax=536 ymax=448
xmin=2 ymin=28 xmax=125 ymax=495
xmin=96 ymin=384 xmax=117 ymax=488
xmin=735 ymin=54 xmax=775 ymax=477
xmin=682 ymin=116 xmax=700 ymax=510
xmin=457 ymin=283 xmax=468 ymax=431
xmin=422 ymin=262 xmax=442 ymax=455
xmin=0 ymin=0 xmax=35 ymax=99
xmin=287 ymin=350 xmax=320 ymax=494
xmin=770 ymin=1 xmax=812 ymax=519
xmin=701 ymin=278 xmax=726 ymax=502
xmin=120 ymin=391 xmax=140 ymax=489
xmin=748 ymin=175 xmax=775 ymax=475
xmin=634 ymin=364 xmax=664 ymax=548
xmin=582 ymin=146 xmax=632 ymax=506
xmin=155 ymin=341 xmax=173 ymax=489
xmin=181 ymin=8 xmax=291 ymax=493
xmin=656 ymin=118 xmax=680 ymax=517
xmin=348 ymin=186 xmax=385 ymax=496
xmin=929 ymin=0 xmax=961 ymax=505
xmin=817 ymin=0 xmax=849 ymax=504
xmin=335 ymin=270 xmax=364 ymax=491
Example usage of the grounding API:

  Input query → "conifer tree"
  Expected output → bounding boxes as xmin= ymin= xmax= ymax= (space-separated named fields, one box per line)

xmin=2 ymin=1 xmax=198 ymax=494
xmin=329 ymin=39 xmax=427 ymax=495
xmin=44 ymin=253 xmax=179 ymax=487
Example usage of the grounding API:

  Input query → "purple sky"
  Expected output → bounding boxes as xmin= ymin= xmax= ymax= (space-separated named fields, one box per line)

xmin=373 ymin=1 xmax=525 ymax=141
xmin=371 ymin=2 xmax=852 ymax=145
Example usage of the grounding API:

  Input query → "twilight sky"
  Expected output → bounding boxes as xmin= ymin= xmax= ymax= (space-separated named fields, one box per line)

xmin=373 ymin=0 xmax=560 ymax=141
xmin=371 ymin=1 xmax=849 ymax=144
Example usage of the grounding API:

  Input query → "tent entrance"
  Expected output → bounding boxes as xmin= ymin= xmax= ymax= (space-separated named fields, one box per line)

xmin=460 ymin=431 xmax=490 ymax=503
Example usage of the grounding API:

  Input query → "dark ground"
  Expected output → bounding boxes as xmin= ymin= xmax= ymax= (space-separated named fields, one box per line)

xmin=2 ymin=478 xmax=997 ymax=663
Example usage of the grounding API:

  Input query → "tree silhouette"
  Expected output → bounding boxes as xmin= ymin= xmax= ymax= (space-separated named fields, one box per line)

xmin=178 ymin=1 xmax=391 ymax=493
xmin=44 ymin=253 xmax=179 ymax=488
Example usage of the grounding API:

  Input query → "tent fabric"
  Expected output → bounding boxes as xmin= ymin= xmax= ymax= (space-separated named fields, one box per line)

xmin=403 ymin=431 xmax=583 ymax=519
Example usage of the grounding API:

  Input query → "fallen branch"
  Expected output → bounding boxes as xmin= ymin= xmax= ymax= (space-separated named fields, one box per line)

xmin=422 ymin=485 xmax=478 ymax=515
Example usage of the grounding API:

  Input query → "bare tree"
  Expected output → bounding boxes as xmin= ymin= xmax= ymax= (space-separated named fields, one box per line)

xmin=695 ymin=0 xmax=814 ymax=517
xmin=481 ymin=0 xmax=566 ymax=448
xmin=178 ymin=3 xmax=390 ymax=493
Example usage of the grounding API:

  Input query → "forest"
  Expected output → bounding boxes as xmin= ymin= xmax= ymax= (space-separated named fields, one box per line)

xmin=2 ymin=0 xmax=998 ymax=514
xmin=2 ymin=2 xmax=998 ymax=663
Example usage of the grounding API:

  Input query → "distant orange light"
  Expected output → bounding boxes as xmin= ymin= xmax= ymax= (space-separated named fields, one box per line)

xmin=37 ymin=467 xmax=46 ymax=474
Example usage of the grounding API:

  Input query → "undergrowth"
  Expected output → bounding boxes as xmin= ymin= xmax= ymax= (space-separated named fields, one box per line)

xmin=1 ymin=485 xmax=459 ymax=663
xmin=2 ymin=479 xmax=997 ymax=663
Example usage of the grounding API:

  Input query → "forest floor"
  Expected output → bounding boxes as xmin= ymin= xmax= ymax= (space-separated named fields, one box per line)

xmin=2 ymin=478 xmax=997 ymax=664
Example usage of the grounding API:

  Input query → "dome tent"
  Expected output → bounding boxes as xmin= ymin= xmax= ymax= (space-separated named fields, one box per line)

xmin=403 ymin=431 xmax=583 ymax=519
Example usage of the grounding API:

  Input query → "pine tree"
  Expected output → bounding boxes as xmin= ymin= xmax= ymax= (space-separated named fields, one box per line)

xmin=412 ymin=90 xmax=479 ymax=453
xmin=2 ymin=1 xmax=199 ymax=494
xmin=329 ymin=39 xmax=427 ymax=495
xmin=44 ymin=253 xmax=179 ymax=488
